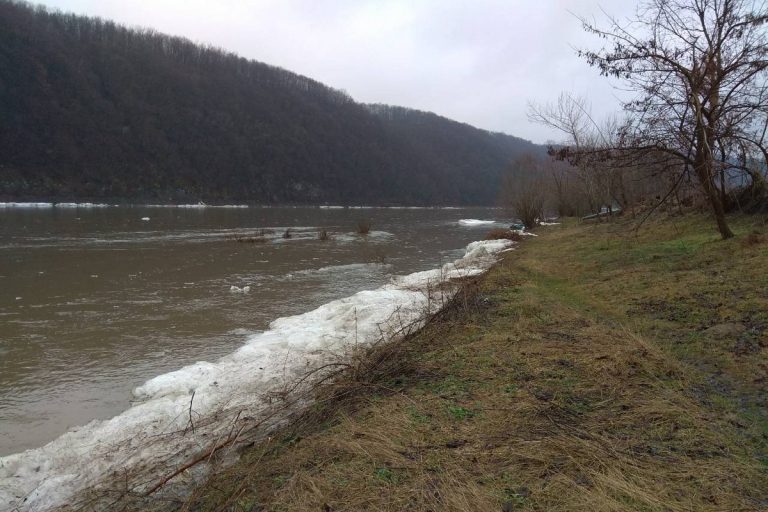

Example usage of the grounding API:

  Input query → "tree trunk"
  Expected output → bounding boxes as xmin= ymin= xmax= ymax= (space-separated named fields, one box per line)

xmin=720 ymin=166 xmax=727 ymax=209
xmin=695 ymin=54 xmax=734 ymax=240
xmin=694 ymin=144 xmax=734 ymax=239
xmin=693 ymin=76 xmax=734 ymax=240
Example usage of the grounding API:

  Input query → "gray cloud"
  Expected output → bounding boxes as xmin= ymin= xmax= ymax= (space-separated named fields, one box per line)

xmin=36 ymin=0 xmax=639 ymax=143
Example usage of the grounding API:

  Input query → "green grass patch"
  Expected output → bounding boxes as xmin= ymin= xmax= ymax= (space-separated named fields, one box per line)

xmin=447 ymin=405 xmax=475 ymax=420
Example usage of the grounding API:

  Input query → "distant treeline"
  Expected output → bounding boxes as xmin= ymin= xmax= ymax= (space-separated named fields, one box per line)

xmin=0 ymin=0 xmax=542 ymax=205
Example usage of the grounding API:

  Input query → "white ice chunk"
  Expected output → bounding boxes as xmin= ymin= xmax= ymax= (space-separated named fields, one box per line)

xmin=458 ymin=219 xmax=496 ymax=226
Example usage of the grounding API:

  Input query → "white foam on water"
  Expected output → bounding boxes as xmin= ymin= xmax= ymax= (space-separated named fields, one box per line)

xmin=286 ymin=263 xmax=391 ymax=279
xmin=0 ymin=239 xmax=514 ymax=512
xmin=313 ymin=262 xmax=389 ymax=274
xmin=458 ymin=219 xmax=496 ymax=226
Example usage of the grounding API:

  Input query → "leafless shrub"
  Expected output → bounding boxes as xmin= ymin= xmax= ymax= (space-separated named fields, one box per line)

xmin=225 ymin=234 xmax=267 ymax=244
xmin=500 ymin=153 xmax=546 ymax=229
xmin=364 ymin=246 xmax=387 ymax=264
xmin=742 ymin=230 xmax=766 ymax=247
xmin=356 ymin=220 xmax=371 ymax=235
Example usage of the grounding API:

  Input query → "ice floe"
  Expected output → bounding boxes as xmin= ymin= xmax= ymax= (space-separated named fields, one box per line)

xmin=333 ymin=230 xmax=394 ymax=243
xmin=458 ymin=219 xmax=496 ymax=226
xmin=0 ymin=202 xmax=113 ymax=209
xmin=53 ymin=203 xmax=109 ymax=208
xmin=142 ymin=204 xmax=248 ymax=209
xmin=0 ymin=202 xmax=53 ymax=208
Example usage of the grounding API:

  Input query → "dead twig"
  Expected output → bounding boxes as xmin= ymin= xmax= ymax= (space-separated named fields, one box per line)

xmin=185 ymin=391 xmax=196 ymax=435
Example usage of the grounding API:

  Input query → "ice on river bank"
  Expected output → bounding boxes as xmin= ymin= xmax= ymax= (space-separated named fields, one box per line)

xmin=0 ymin=238 xmax=514 ymax=512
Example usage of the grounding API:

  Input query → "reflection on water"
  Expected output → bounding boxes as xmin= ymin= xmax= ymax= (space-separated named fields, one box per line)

xmin=0 ymin=206 xmax=508 ymax=455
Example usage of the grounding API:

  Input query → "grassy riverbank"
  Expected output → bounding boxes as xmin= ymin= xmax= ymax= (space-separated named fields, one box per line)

xmin=180 ymin=214 xmax=768 ymax=511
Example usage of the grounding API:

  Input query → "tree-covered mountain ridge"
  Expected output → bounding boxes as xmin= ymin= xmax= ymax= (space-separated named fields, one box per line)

xmin=0 ymin=0 xmax=542 ymax=205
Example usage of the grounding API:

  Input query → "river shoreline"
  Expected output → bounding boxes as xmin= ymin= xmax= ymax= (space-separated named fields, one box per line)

xmin=186 ymin=214 xmax=767 ymax=512
xmin=0 ymin=236 xmax=514 ymax=512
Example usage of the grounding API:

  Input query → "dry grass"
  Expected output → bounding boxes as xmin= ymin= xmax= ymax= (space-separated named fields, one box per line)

xmin=742 ymin=229 xmax=765 ymax=247
xmin=177 ymin=213 xmax=768 ymax=512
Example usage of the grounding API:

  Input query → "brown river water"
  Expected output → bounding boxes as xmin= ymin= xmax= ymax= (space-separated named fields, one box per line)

xmin=0 ymin=205 xmax=508 ymax=456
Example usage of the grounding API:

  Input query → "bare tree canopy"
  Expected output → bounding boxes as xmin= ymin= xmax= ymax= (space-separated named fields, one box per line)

xmin=576 ymin=0 xmax=768 ymax=238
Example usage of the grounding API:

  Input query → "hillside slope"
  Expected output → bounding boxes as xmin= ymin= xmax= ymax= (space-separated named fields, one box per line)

xmin=0 ymin=1 xmax=541 ymax=205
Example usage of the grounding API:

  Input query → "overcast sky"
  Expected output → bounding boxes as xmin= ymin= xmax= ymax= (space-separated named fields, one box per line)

xmin=36 ymin=0 xmax=639 ymax=143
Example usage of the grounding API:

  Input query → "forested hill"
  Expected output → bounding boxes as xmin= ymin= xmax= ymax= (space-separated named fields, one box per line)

xmin=0 ymin=1 xmax=541 ymax=205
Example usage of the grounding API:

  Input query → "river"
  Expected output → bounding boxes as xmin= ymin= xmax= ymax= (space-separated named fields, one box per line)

xmin=0 ymin=205 xmax=509 ymax=456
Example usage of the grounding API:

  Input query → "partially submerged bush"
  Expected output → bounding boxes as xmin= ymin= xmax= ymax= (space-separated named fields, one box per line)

xmin=500 ymin=154 xmax=545 ymax=229
xmin=485 ymin=229 xmax=522 ymax=242
xmin=241 ymin=237 xmax=267 ymax=244
xmin=365 ymin=247 xmax=387 ymax=265
xmin=357 ymin=220 xmax=371 ymax=235
xmin=226 ymin=234 xmax=267 ymax=244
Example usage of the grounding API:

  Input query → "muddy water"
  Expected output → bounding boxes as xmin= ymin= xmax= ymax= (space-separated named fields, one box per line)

xmin=0 ymin=206 xmax=510 ymax=455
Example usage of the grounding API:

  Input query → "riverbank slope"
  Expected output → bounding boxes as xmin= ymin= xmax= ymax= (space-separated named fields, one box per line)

xmin=170 ymin=214 xmax=768 ymax=511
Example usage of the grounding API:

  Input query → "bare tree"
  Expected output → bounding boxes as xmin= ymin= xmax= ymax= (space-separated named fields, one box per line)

xmin=528 ymin=93 xmax=594 ymax=153
xmin=578 ymin=0 xmax=768 ymax=239
xmin=528 ymin=93 xmax=636 ymax=216
xmin=545 ymin=158 xmax=592 ymax=217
